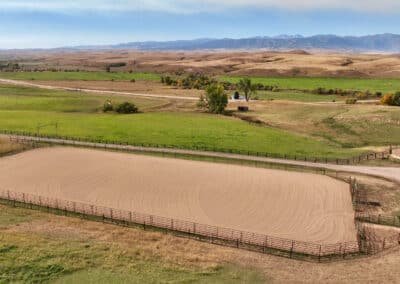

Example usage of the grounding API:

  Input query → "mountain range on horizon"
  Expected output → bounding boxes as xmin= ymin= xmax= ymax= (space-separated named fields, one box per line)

xmin=70 ymin=34 xmax=400 ymax=53
xmin=3 ymin=34 xmax=400 ymax=53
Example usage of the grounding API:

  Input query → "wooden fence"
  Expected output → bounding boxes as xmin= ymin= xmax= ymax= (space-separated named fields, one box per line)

xmin=356 ymin=212 xmax=400 ymax=228
xmin=1 ymin=130 xmax=392 ymax=165
xmin=0 ymin=190 xmax=361 ymax=262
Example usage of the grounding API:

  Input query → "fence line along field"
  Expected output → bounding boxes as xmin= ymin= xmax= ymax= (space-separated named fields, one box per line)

xmin=0 ymin=146 xmax=357 ymax=244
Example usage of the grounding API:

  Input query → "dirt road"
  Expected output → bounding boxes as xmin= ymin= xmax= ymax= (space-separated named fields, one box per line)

xmin=6 ymin=134 xmax=400 ymax=184
xmin=0 ymin=78 xmax=199 ymax=101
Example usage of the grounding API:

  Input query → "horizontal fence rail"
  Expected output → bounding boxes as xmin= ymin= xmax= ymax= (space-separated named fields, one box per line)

xmin=0 ymin=130 xmax=391 ymax=165
xmin=356 ymin=212 xmax=400 ymax=228
xmin=0 ymin=190 xmax=360 ymax=262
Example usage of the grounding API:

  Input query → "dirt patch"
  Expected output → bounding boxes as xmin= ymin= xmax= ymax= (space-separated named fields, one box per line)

xmin=0 ymin=146 xmax=357 ymax=244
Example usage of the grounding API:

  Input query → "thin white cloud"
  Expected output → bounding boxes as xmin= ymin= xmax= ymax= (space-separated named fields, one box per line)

xmin=1 ymin=0 xmax=400 ymax=13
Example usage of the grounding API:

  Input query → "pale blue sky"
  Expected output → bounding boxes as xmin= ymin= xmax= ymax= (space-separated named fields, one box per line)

xmin=0 ymin=0 xmax=399 ymax=49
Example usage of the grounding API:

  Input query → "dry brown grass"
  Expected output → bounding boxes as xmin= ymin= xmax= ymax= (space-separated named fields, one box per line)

xmin=3 ymin=203 xmax=400 ymax=283
xmin=0 ymin=136 xmax=28 ymax=156
xmin=7 ymin=50 xmax=400 ymax=78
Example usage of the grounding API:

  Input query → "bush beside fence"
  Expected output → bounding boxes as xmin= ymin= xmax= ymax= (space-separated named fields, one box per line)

xmin=0 ymin=190 xmax=361 ymax=262
xmin=1 ymin=130 xmax=391 ymax=165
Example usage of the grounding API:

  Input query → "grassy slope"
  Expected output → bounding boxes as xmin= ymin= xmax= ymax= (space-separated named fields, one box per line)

xmin=222 ymin=76 xmax=400 ymax=93
xmin=0 ymin=205 xmax=264 ymax=283
xmin=0 ymin=71 xmax=160 ymax=81
xmin=247 ymin=103 xmax=400 ymax=147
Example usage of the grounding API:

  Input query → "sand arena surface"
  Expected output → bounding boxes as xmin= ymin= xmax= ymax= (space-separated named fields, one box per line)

xmin=0 ymin=147 xmax=357 ymax=244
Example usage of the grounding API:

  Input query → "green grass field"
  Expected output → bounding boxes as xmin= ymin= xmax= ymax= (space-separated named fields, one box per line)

xmin=0 ymin=71 xmax=160 ymax=81
xmin=222 ymin=76 xmax=400 ymax=93
xmin=0 ymin=84 xmax=366 ymax=158
xmin=1 ymin=111 xmax=361 ymax=158
xmin=0 ymin=85 xmax=166 ymax=112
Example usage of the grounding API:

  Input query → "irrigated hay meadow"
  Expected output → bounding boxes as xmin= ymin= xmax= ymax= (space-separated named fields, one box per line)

xmin=0 ymin=84 xmax=363 ymax=158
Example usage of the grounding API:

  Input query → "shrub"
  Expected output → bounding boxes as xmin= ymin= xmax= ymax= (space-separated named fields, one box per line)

xmin=115 ymin=102 xmax=139 ymax=114
xmin=345 ymin=98 xmax=357 ymax=104
xmin=393 ymin=92 xmax=400 ymax=106
xmin=130 ymin=78 xmax=136 ymax=83
xmin=103 ymin=100 xmax=113 ymax=112
xmin=381 ymin=93 xmax=394 ymax=105
xmin=233 ymin=91 xmax=240 ymax=100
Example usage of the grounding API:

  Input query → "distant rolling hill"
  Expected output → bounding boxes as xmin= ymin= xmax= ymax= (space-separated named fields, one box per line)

xmin=109 ymin=34 xmax=400 ymax=52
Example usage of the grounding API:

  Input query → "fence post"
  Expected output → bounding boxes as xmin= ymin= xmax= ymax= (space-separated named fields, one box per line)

xmin=343 ymin=243 xmax=346 ymax=258
xmin=290 ymin=241 xmax=294 ymax=258
xmin=318 ymin=245 xmax=322 ymax=262
xmin=193 ymin=223 xmax=196 ymax=235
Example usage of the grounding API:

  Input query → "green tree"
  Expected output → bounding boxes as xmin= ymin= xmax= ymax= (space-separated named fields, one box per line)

xmin=198 ymin=84 xmax=228 ymax=114
xmin=238 ymin=78 xmax=257 ymax=102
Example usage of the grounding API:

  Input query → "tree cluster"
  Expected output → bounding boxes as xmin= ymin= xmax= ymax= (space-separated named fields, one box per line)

xmin=161 ymin=73 xmax=217 ymax=89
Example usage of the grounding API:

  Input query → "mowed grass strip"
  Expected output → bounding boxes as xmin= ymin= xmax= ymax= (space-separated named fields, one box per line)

xmin=0 ymin=71 xmax=160 ymax=81
xmin=221 ymin=76 xmax=400 ymax=93
xmin=0 ymin=111 xmax=362 ymax=158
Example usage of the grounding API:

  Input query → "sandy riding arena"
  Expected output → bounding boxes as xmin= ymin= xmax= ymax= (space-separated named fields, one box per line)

xmin=0 ymin=147 xmax=357 ymax=244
